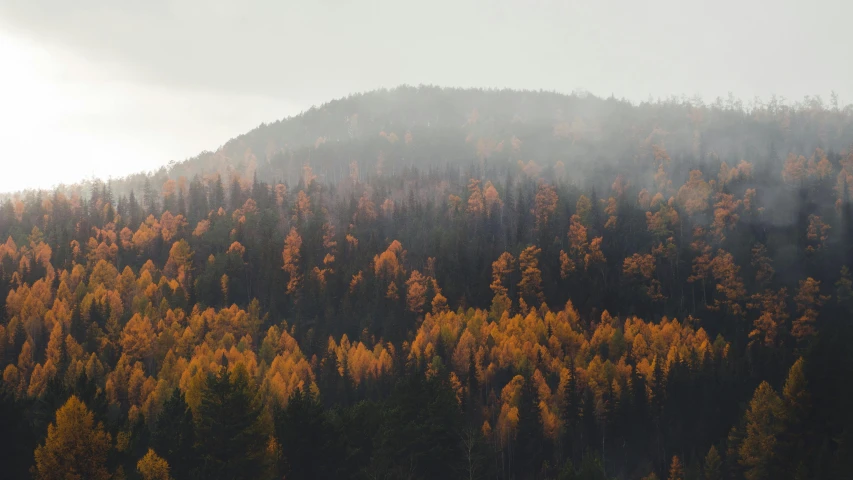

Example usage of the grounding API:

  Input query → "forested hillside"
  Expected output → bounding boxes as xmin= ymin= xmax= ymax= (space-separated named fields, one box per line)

xmin=2 ymin=86 xmax=853 ymax=479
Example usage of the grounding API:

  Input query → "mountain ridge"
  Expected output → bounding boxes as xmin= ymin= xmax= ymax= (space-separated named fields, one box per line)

xmin=4 ymin=85 xmax=852 ymax=201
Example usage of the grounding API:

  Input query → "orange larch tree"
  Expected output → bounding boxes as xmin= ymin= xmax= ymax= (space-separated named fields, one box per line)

xmin=406 ymin=270 xmax=428 ymax=314
xmin=517 ymin=246 xmax=544 ymax=310
xmin=490 ymin=252 xmax=516 ymax=299
xmin=533 ymin=183 xmax=558 ymax=231
xmin=623 ymin=253 xmax=664 ymax=302
xmin=709 ymin=250 xmax=746 ymax=319
xmin=466 ymin=179 xmax=485 ymax=216
xmin=791 ymin=278 xmax=829 ymax=343
xmin=282 ymin=227 xmax=303 ymax=297
xmin=34 ymin=396 xmax=112 ymax=480
xmin=747 ymin=288 xmax=789 ymax=348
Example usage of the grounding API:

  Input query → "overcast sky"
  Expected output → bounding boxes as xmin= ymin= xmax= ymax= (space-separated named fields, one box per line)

xmin=1 ymin=0 xmax=851 ymax=193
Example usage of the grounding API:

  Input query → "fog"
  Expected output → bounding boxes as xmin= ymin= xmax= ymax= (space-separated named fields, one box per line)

xmin=1 ymin=0 xmax=852 ymax=192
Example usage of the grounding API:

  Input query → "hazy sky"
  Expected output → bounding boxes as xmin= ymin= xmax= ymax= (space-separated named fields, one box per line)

xmin=1 ymin=0 xmax=851 ymax=193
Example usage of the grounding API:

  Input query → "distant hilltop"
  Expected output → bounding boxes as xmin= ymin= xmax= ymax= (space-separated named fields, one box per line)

xmin=4 ymin=85 xmax=851 ymax=201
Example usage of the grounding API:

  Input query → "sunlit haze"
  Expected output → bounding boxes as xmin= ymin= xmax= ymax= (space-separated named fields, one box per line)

xmin=0 ymin=33 xmax=300 ymax=193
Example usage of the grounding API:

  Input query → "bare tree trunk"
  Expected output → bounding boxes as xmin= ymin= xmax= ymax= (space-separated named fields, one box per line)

xmin=461 ymin=427 xmax=478 ymax=480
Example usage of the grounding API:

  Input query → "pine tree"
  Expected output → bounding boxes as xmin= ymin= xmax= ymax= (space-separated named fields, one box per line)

xmin=188 ymin=176 xmax=209 ymax=224
xmin=515 ymin=373 xmax=545 ymax=477
xmin=143 ymin=177 xmax=158 ymax=216
xmin=128 ymin=190 xmax=141 ymax=228
xmin=374 ymin=374 xmax=462 ymax=479
xmin=193 ymin=365 xmax=271 ymax=480
xmin=229 ymin=177 xmax=244 ymax=211
xmin=210 ymin=174 xmax=226 ymax=210
xmin=274 ymin=388 xmax=341 ymax=479
xmin=0 ymin=383 xmax=36 ymax=478
xmin=152 ymin=389 xmax=195 ymax=480
xmin=177 ymin=186 xmax=187 ymax=217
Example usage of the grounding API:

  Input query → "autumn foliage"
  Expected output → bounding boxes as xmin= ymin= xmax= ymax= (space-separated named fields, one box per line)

xmin=1 ymin=87 xmax=852 ymax=479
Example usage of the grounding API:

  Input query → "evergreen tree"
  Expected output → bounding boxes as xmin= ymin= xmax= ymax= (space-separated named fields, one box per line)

xmin=177 ymin=185 xmax=187 ymax=216
xmin=0 ymin=384 xmax=36 ymax=479
xmin=193 ymin=365 xmax=270 ymax=480
xmin=128 ymin=190 xmax=141 ymax=228
xmin=152 ymin=388 xmax=195 ymax=480
xmin=229 ymin=178 xmax=244 ymax=211
xmin=274 ymin=388 xmax=342 ymax=479
xmin=373 ymin=374 xmax=462 ymax=479
xmin=143 ymin=177 xmax=159 ymax=215
xmin=211 ymin=174 xmax=226 ymax=210
xmin=516 ymin=373 xmax=545 ymax=478
xmin=188 ymin=176 xmax=209 ymax=224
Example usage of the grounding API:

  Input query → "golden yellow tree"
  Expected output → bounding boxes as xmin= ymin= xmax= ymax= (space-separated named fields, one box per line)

xmin=165 ymin=239 xmax=193 ymax=292
xmin=570 ymin=208 xmax=589 ymax=242
xmin=575 ymin=195 xmax=592 ymax=226
xmin=354 ymin=191 xmax=377 ymax=224
xmin=739 ymin=381 xmax=785 ymax=480
xmin=709 ymin=250 xmax=746 ymax=318
xmin=751 ymin=243 xmax=775 ymax=286
xmin=386 ymin=281 xmax=400 ymax=301
xmin=517 ymin=246 xmax=544 ymax=309
xmin=121 ymin=314 xmax=156 ymax=367
xmin=17 ymin=339 xmax=34 ymax=385
xmin=533 ymin=183 xmax=558 ymax=230
xmin=623 ymin=253 xmax=664 ymax=301
xmin=483 ymin=181 xmax=503 ymax=217
xmin=466 ymin=179 xmax=485 ymax=216
xmin=805 ymin=215 xmax=830 ymax=254
xmin=676 ymin=170 xmax=712 ymax=216
xmin=711 ymin=193 xmax=741 ymax=243
xmin=668 ymin=455 xmax=684 ymax=480
xmin=295 ymin=190 xmax=312 ymax=223
xmin=782 ymin=153 xmax=807 ymax=186
xmin=747 ymin=288 xmax=788 ymax=348
xmin=34 ymin=396 xmax=112 ymax=480
xmin=137 ymin=448 xmax=172 ymax=480
xmin=282 ymin=227 xmax=303 ymax=296
xmin=584 ymin=237 xmax=607 ymax=277
xmin=373 ymin=240 xmax=404 ymax=281
xmin=490 ymin=252 xmax=515 ymax=298
xmin=45 ymin=321 xmax=64 ymax=367
xmin=406 ymin=270 xmax=428 ymax=314
xmin=792 ymin=277 xmax=828 ymax=343
xmin=807 ymin=148 xmax=833 ymax=180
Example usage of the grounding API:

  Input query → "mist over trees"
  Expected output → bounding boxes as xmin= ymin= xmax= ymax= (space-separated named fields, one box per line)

xmin=1 ymin=86 xmax=853 ymax=479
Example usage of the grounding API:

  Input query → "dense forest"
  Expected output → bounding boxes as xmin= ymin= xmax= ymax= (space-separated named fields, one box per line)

xmin=1 ymin=86 xmax=853 ymax=479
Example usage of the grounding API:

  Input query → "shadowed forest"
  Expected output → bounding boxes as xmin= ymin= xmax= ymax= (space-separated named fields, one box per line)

xmin=2 ymin=86 xmax=853 ymax=479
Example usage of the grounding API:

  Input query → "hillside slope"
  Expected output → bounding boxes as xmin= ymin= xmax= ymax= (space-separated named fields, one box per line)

xmin=44 ymin=86 xmax=853 ymax=200
xmin=2 ymin=86 xmax=853 ymax=479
